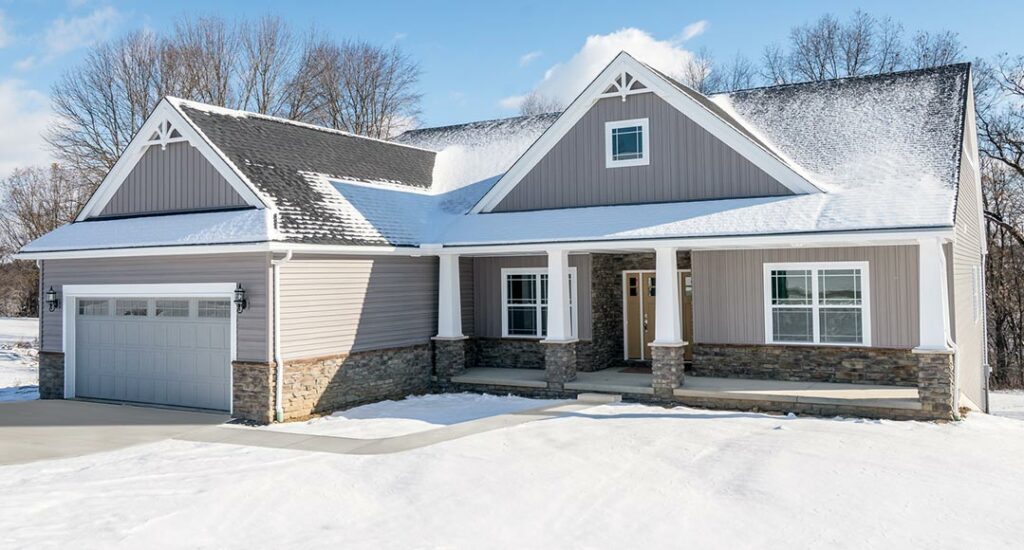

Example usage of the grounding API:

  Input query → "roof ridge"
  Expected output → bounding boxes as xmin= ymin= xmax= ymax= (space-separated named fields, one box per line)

xmin=167 ymin=97 xmax=437 ymax=154
xmin=715 ymin=62 xmax=971 ymax=96
xmin=399 ymin=112 xmax=560 ymax=136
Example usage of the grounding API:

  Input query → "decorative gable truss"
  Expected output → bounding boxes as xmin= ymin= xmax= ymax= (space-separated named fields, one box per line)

xmin=470 ymin=52 xmax=822 ymax=214
xmin=76 ymin=98 xmax=269 ymax=221
xmin=600 ymin=71 xmax=648 ymax=102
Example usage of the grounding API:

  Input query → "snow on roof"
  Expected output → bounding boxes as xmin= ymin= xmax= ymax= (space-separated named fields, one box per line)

xmin=712 ymin=64 xmax=969 ymax=194
xmin=435 ymin=186 xmax=954 ymax=246
xmin=395 ymin=113 xmax=558 ymax=193
xmin=20 ymin=209 xmax=274 ymax=253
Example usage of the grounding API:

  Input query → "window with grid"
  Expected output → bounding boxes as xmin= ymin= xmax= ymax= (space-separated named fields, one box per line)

xmin=766 ymin=264 xmax=869 ymax=345
xmin=198 ymin=299 xmax=230 ymax=319
xmin=115 ymin=299 xmax=148 ymax=316
xmin=605 ymin=118 xmax=649 ymax=167
xmin=78 ymin=299 xmax=109 ymax=316
xmin=155 ymin=299 xmax=190 ymax=317
xmin=502 ymin=269 xmax=577 ymax=338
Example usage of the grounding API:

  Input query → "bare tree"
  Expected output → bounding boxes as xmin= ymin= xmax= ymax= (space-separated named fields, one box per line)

xmin=840 ymin=10 xmax=876 ymax=76
xmin=238 ymin=16 xmax=295 ymax=116
xmin=46 ymin=15 xmax=423 ymax=187
xmin=789 ymin=14 xmax=842 ymax=81
xmin=0 ymin=165 xmax=93 ymax=316
xmin=518 ymin=92 xmax=562 ymax=116
xmin=909 ymin=30 xmax=965 ymax=70
xmin=679 ymin=48 xmax=717 ymax=94
xmin=875 ymin=17 xmax=905 ymax=73
xmin=762 ymin=43 xmax=791 ymax=85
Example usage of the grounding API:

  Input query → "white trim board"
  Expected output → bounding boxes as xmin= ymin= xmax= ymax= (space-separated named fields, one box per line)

xmin=76 ymin=99 xmax=269 ymax=221
xmin=61 ymin=282 xmax=239 ymax=413
xmin=470 ymin=51 xmax=821 ymax=214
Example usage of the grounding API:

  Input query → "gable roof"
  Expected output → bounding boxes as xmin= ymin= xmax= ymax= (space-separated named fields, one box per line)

xmin=172 ymin=99 xmax=438 ymax=245
xmin=469 ymin=51 xmax=824 ymax=213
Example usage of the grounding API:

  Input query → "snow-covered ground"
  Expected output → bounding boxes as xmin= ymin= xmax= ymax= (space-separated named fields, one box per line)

xmin=264 ymin=393 xmax=562 ymax=438
xmin=991 ymin=390 xmax=1024 ymax=420
xmin=2 ymin=394 xmax=1024 ymax=548
xmin=0 ymin=317 xmax=39 ymax=402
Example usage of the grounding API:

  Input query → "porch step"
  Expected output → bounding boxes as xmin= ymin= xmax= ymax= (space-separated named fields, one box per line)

xmin=576 ymin=392 xmax=622 ymax=404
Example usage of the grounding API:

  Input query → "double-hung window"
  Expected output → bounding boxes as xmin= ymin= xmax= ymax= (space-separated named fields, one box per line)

xmin=501 ymin=268 xmax=578 ymax=338
xmin=764 ymin=262 xmax=871 ymax=346
xmin=605 ymin=118 xmax=650 ymax=168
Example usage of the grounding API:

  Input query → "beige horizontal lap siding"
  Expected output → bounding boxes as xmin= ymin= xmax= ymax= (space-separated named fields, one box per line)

xmin=472 ymin=254 xmax=593 ymax=340
xmin=40 ymin=253 xmax=272 ymax=362
xmin=951 ymin=131 xmax=986 ymax=407
xmin=692 ymin=246 xmax=919 ymax=349
xmin=494 ymin=93 xmax=791 ymax=212
xmin=278 ymin=255 xmax=438 ymax=360
xmin=98 ymin=142 xmax=247 ymax=218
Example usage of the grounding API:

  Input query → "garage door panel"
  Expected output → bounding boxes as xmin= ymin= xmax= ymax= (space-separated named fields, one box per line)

xmin=75 ymin=297 xmax=231 ymax=411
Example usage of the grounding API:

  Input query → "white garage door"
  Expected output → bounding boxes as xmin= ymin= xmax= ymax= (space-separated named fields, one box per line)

xmin=74 ymin=297 xmax=232 ymax=411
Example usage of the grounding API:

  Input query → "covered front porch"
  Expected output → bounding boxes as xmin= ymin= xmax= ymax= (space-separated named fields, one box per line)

xmin=429 ymin=238 xmax=958 ymax=421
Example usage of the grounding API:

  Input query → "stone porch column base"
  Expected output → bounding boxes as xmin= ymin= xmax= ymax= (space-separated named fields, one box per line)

xmin=915 ymin=351 xmax=957 ymax=420
xmin=543 ymin=340 xmax=578 ymax=390
xmin=433 ymin=336 xmax=469 ymax=383
xmin=650 ymin=344 xmax=687 ymax=399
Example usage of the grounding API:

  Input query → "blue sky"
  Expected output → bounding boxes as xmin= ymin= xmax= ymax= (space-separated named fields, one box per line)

xmin=0 ymin=0 xmax=1021 ymax=174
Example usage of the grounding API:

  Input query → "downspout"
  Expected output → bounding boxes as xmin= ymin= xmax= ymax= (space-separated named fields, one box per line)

xmin=271 ymin=250 xmax=293 ymax=422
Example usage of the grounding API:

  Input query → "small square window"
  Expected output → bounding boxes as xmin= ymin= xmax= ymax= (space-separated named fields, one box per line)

xmin=606 ymin=118 xmax=650 ymax=168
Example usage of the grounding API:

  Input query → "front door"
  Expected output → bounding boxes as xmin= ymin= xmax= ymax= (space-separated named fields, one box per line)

xmin=624 ymin=271 xmax=693 ymax=361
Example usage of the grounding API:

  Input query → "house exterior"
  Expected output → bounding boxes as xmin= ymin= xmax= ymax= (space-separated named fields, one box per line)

xmin=18 ymin=52 xmax=987 ymax=422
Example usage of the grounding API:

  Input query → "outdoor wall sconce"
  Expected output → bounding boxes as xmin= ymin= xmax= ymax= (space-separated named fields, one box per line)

xmin=45 ymin=286 xmax=60 ymax=312
xmin=233 ymin=283 xmax=248 ymax=314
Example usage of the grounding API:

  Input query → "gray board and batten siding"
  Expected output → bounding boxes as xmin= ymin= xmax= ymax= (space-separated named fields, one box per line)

xmin=493 ymin=93 xmax=793 ymax=212
xmin=691 ymin=246 xmax=920 ymax=349
xmin=97 ymin=142 xmax=248 ymax=218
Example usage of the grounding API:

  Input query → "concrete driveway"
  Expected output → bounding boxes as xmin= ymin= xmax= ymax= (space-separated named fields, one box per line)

xmin=0 ymin=400 xmax=228 ymax=466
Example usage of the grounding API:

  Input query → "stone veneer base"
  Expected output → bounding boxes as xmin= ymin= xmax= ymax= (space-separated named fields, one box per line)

xmin=279 ymin=344 xmax=432 ymax=421
xmin=692 ymin=344 xmax=921 ymax=386
xmin=38 ymin=351 xmax=65 ymax=399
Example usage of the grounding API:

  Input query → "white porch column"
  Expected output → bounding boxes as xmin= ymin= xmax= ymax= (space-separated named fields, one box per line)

xmin=652 ymin=246 xmax=685 ymax=346
xmin=542 ymin=248 xmax=575 ymax=343
xmin=914 ymin=237 xmax=953 ymax=352
xmin=436 ymin=254 xmax=464 ymax=339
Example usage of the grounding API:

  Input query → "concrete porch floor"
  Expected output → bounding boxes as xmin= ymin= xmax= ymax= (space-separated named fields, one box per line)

xmin=451 ymin=367 xmax=922 ymax=411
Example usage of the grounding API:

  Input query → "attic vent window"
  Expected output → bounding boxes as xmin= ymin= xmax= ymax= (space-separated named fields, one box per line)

xmin=605 ymin=118 xmax=650 ymax=168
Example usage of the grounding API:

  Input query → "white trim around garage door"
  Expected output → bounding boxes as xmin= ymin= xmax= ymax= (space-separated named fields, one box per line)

xmin=61 ymin=283 xmax=239 ymax=413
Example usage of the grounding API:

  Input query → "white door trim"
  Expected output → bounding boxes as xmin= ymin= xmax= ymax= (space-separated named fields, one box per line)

xmin=61 ymin=282 xmax=238 ymax=413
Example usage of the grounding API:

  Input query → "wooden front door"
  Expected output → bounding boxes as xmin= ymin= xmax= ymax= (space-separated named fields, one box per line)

xmin=624 ymin=270 xmax=693 ymax=361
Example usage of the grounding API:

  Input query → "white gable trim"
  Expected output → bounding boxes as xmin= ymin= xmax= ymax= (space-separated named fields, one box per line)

xmin=470 ymin=52 xmax=821 ymax=214
xmin=75 ymin=99 xmax=269 ymax=221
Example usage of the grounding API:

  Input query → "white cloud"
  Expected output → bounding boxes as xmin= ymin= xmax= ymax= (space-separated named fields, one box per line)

xmin=44 ymin=6 xmax=121 ymax=57
xmin=678 ymin=20 xmax=709 ymax=42
xmin=0 ymin=10 xmax=11 ymax=48
xmin=498 ymin=94 xmax=527 ymax=110
xmin=14 ymin=56 xmax=36 ymax=71
xmin=519 ymin=50 xmax=543 ymax=67
xmin=0 ymin=79 xmax=54 ymax=177
xmin=500 ymin=28 xmax=697 ymax=109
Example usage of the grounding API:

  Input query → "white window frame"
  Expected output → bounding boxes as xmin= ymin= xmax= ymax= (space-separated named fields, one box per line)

xmin=61 ymin=283 xmax=239 ymax=412
xmin=605 ymin=118 xmax=650 ymax=168
xmin=763 ymin=262 xmax=872 ymax=347
xmin=501 ymin=267 xmax=578 ymax=339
